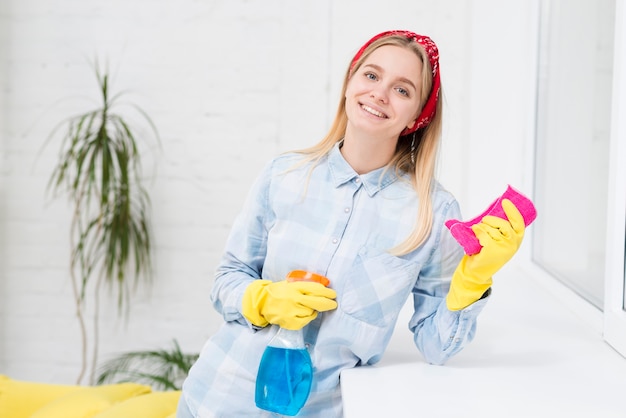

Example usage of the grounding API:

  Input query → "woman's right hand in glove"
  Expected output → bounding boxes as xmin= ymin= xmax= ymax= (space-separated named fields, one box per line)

xmin=242 ymin=279 xmax=338 ymax=330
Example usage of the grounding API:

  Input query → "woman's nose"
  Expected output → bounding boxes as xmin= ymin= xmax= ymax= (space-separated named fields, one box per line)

xmin=370 ymin=86 xmax=388 ymax=103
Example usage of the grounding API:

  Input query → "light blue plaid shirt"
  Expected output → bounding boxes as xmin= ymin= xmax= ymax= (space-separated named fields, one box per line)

xmin=181 ymin=144 xmax=488 ymax=417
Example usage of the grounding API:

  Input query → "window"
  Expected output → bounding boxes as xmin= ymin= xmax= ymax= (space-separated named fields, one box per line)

xmin=533 ymin=0 xmax=615 ymax=309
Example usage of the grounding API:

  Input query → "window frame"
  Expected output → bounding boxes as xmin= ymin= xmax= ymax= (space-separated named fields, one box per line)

xmin=603 ymin=0 xmax=626 ymax=358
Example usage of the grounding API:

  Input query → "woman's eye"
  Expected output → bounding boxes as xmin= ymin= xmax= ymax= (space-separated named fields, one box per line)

xmin=365 ymin=72 xmax=377 ymax=81
xmin=396 ymin=87 xmax=409 ymax=96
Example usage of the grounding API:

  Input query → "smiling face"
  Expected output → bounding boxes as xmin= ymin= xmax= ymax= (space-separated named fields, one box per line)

xmin=344 ymin=44 xmax=423 ymax=141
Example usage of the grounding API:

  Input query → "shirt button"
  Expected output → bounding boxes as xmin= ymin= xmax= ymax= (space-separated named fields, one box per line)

xmin=344 ymin=207 xmax=350 ymax=213
xmin=355 ymin=177 xmax=361 ymax=183
xmin=332 ymin=238 xmax=338 ymax=244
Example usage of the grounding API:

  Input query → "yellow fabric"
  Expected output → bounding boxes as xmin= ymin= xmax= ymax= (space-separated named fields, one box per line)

xmin=91 ymin=390 xmax=180 ymax=418
xmin=447 ymin=199 xmax=525 ymax=310
xmin=0 ymin=375 xmax=82 ymax=418
xmin=29 ymin=382 xmax=151 ymax=418
xmin=242 ymin=279 xmax=338 ymax=330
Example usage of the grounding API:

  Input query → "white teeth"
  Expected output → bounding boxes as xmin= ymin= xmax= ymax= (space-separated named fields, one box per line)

xmin=361 ymin=105 xmax=386 ymax=118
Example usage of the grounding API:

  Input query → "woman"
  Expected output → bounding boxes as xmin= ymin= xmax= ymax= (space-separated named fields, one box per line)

xmin=178 ymin=30 xmax=525 ymax=417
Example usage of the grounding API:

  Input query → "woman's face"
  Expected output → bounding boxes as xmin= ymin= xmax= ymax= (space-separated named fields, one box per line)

xmin=345 ymin=45 xmax=423 ymax=139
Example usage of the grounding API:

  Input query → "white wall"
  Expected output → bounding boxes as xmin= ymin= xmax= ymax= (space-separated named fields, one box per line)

xmin=0 ymin=0 xmax=538 ymax=383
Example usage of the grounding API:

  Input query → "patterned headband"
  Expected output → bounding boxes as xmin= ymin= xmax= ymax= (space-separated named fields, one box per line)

xmin=349 ymin=30 xmax=441 ymax=134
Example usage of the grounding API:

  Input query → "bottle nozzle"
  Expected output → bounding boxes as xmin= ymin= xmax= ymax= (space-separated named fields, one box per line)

xmin=286 ymin=270 xmax=330 ymax=287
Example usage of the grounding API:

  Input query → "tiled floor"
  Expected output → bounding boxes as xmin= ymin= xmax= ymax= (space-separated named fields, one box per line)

xmin=341 ymin=262 xmax=626 ymax=417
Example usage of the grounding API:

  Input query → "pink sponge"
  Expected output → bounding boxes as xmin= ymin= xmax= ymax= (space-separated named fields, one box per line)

xmin=445 ymin=185 xmax=537 ymax=255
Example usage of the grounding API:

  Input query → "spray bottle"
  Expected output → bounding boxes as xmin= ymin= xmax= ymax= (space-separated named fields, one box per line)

xmin=254 ymin=270 xmax=330 ymax=416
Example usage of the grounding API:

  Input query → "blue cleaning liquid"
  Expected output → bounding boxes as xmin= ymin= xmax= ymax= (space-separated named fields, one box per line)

xmin=255 ymin=346 xmax=313 ymax=416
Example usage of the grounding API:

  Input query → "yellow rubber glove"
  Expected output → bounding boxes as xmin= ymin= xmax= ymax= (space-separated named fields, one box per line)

xmin=446 ymin=199 xmax=525 ymax=311
xmin=242 ymin=279 xmax=338 ymax=330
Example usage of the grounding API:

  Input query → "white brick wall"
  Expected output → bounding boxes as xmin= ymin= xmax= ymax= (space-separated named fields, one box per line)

xmin=0 ymin=0 xmax=537 ymax=383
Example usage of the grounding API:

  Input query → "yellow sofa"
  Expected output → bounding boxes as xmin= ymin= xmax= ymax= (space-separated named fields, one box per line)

xmin=0 ymin=375 xmax=179 ymax=418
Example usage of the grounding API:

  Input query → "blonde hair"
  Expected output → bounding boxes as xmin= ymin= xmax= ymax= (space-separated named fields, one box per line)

xmin=291 ymin=35 xmax=443 ymax=255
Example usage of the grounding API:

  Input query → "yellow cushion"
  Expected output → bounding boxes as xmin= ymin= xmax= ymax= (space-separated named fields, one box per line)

xmin=30 ymin=382 xmax=151 ymax=418
xmin=0 ymin=375 xmax=82 ymax=418
xmin=92 ymin=391 xmax=181 ymax=418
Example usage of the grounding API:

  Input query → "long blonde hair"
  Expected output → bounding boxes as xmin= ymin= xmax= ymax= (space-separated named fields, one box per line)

xmin=292 ymin=35 xmax=443 ymax=255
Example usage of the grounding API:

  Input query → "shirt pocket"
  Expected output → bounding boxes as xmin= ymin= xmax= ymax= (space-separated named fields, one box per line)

xmin=338 ymin=247 xmax=420 ymax=328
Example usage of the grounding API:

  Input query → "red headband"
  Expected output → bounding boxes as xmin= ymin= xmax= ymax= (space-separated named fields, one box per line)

xmin=349 ymin=30 xmax=441 ymax=135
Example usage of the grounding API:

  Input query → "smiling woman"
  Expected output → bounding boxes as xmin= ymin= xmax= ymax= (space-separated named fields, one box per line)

xmin=176 ymin=30 xmax=527 ymax=418
xmin=342 ymin=45 xmax=424 ymax=172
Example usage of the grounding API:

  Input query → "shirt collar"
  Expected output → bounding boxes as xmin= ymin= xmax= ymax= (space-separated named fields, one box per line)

xmin=327 ymin=142 xmax=400 ymax=197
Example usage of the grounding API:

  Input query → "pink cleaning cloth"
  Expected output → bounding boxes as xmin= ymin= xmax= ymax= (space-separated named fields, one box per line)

xmin=445 ymin=185 xmax=537 ymax=256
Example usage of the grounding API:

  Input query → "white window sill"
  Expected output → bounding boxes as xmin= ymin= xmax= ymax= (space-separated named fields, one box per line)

xmin=340 ymin=262 xmax=626 ymax=417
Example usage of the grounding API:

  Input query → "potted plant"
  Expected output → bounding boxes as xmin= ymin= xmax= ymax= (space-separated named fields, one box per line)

xmin=46 ymin=63 xmax=159 ymax=385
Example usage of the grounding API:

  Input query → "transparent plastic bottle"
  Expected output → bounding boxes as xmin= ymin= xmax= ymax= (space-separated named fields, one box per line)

xmin=254 ymin=270 xmax=330 ymax=416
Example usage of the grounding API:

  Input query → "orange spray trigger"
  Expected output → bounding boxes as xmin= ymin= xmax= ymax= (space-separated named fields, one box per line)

xmin=286 ymin=270 xmax=330 ymax=287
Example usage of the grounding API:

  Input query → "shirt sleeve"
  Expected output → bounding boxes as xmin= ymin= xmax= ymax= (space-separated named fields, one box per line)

xmin=210 ymin=160 xmax=275 ymax=326
xmin=408 ymin=198 xmax=490 ymax=365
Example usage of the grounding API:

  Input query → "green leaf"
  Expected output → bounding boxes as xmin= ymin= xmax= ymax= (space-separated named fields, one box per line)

xmin=96 ymin=340 xmax=198 ymax=391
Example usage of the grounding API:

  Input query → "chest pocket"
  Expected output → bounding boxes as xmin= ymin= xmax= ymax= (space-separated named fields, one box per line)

xmin=338 ymin=247 xmax=420 ymax=328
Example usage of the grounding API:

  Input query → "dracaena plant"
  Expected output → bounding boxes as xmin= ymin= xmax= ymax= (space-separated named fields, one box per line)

xmin=46 ymin=63 xmax=159 ymax=385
